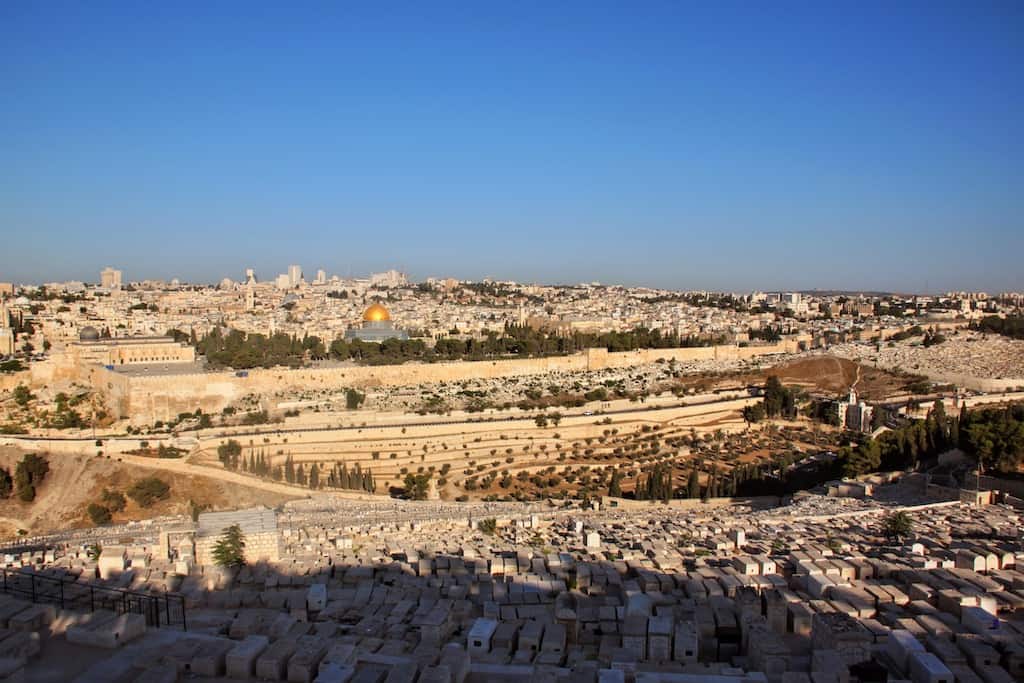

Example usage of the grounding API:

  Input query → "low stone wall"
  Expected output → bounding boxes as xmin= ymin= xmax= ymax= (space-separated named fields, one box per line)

xmin=600 ymin=495 xmax=783 ymax=510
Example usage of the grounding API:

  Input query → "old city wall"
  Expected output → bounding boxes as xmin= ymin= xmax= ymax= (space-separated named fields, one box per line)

xmin=914 ymin=372 xmax=1024 ymax=393
xmin=112 ymin=343 xmax=795 ymax=424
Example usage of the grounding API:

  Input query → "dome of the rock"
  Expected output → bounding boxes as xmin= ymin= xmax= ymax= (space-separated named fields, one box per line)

xmin=362 ymin=303 xmax=391 ymax=322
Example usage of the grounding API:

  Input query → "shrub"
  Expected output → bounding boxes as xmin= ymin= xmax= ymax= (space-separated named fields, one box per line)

xmin=87 ymin=503 xmax=112 ymax=525
xmin=127 ymin=477 xmax=170 ymax=508
xmin=100 ymin=489 xmax=126 ymax=512
xmin=14 ymin=453 xmax=48 ymax=502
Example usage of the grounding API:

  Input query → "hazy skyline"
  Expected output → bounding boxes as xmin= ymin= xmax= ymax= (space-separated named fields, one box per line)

xmin=2 ymin=2 xmax=1022 ymax=292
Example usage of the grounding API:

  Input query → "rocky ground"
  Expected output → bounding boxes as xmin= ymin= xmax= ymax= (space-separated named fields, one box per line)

xmin=828 ymin=333 xmax=1024 ymax=381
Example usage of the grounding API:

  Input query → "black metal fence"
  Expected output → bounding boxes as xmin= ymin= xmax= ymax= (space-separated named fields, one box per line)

xmin=0 ymin=567 xmax=186 ymax=630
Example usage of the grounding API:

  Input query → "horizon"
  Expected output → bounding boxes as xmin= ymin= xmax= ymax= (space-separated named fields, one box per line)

xmin=5 ymin=268 xmax=1007 ymax=299
xmin=2 ymin=3 xmax=1022 ymax=292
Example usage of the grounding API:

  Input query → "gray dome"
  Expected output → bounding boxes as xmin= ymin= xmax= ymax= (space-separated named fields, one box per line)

xmin=79 ymin=326 xmax=100 ymax=341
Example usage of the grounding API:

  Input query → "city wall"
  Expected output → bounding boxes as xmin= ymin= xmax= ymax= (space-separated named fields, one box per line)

xmin=93 ymin=341 xmax=797 ymax=425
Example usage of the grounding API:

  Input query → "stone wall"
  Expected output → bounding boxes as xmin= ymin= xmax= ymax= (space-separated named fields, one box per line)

xmin=194 ymin=530 xmax=280 ymax=565
xmin=99 ymin=341 xmax=797 ymax=425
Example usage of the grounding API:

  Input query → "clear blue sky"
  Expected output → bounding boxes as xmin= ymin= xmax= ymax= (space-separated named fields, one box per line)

xmin=2 ymin=2 xmax=1021 ymax=293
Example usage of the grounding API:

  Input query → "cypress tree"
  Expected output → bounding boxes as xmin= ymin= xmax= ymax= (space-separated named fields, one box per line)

xmin=687 ymin=469 xmax=700 ymax=499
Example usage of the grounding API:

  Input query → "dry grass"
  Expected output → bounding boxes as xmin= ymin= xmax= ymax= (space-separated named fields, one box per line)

xmin=0 ymin=446 xmax=297 ymax=540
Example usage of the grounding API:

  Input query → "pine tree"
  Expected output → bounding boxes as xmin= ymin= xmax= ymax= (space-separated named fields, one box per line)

xmin=285 ymin=456 xmax=295 ymax=484
xmin=211 ymin=524 xmax=246 ymax=568
xmin=296 ymin=464 xmax=306 ymax=486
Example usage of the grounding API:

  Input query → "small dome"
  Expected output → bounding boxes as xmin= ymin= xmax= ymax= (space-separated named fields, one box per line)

xmin=362 ymin=303 xmax=391 ymax=322
xmin=80 ymin=326 xmax=100 ymax=341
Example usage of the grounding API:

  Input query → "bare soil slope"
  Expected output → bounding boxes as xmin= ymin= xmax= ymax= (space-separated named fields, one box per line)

xmin=0 ymin=446 xmax=299 ymax=540
xmin=748 ymin=356 xmax=907 ymax=400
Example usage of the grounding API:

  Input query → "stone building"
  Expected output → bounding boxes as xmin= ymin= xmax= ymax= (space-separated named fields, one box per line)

xmin=68 ymin=327 xmax=196 ymax=366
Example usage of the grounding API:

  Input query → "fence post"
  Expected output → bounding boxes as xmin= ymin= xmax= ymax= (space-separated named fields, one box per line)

xmin=90 ymin=586 xmax=94 ymax=612
xmin=60 ymin=580 xmax=65 ymax=610
xmin=165 ymin=597 xmax=170 ymax=627
xmin=30 ymin=574 xmax=36 ymax=603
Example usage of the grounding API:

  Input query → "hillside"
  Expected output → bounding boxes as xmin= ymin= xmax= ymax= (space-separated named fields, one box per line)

xmin=0 ymin=446 xmax=299 ymax=540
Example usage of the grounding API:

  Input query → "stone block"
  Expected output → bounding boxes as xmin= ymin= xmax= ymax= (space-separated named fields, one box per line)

xmin=65 ymin=610 xmax=145 ymax=649
xmin=256 ymin=637 xmax=299 ymax=681
xmin=226 ymin=635 xmax=271 ymax=679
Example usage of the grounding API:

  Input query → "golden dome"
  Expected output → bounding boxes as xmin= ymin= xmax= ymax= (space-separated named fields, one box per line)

xmin=362 ymin=303 xmax=391 ymax=322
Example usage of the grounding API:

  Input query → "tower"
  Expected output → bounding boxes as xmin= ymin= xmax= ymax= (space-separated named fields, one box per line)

xmin=100 ymin=267 xmax=123 ymax=289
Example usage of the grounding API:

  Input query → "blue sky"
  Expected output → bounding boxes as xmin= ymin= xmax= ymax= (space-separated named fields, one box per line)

xmin=2 ymin=1 xmax=1021 ymax=292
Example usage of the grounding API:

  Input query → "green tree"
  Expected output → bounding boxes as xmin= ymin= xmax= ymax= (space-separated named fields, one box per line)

xmin=126 ymin=477 xmax=170 ymax=508
xmin=87 ymin=503 xmax=112 ymax=525
xmin=403 ymin=473 xmax=431 ymax=500
xmin=882 ymin=511 xmax=913 ymax=544
xmin=477 ymin=518 xmax=498 ymax=535
xmin=14 ymin=453 xmax=49 ymax=502
xmin=12 ymin=385 xmax=33 ymax=407
xmin=211 ymin=524 xmax=247 ymax=568
xmin=608 ymin=470 xmax=623 ymax=497
xmin=0 ymin=468 xmax=12 ymax=498
xmin=345 ymin=388 xmax=365 ymax=410
xmin=763 ymin=376 xmax=796 ymax=419
xmin=217 ymin=440 xmax=242 ymax=470
xmin=100 ymin=489 xmax=126 ymax=512
xmin=687 ymin=469 xmax=700 ymax=499
xmin=742 ymin=403 xmax=766 ymax=424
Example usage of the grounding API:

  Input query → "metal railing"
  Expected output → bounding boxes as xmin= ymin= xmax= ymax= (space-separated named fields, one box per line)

xmin=0 ymin=567 xmax=186 ymax=630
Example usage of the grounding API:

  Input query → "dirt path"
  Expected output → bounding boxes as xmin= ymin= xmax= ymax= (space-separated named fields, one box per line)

xmin=115 ymin=453 xmax=378 ymax=500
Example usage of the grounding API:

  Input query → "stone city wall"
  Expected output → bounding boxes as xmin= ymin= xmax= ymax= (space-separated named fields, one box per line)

xmin=94 ymin=341 xmax=797 ymax=425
